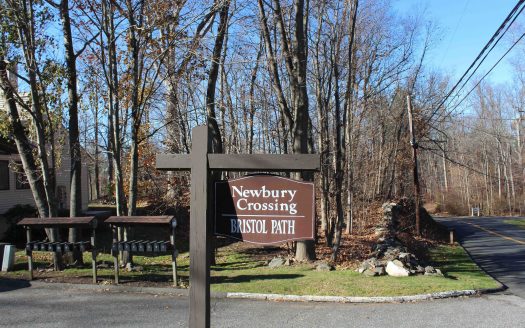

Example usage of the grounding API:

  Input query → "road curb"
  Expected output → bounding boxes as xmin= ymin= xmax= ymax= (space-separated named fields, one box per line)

xmin=224 ymin=285 xmax=507 ymax=303
xmin=15 ymin=279 xmax=506 ymax=304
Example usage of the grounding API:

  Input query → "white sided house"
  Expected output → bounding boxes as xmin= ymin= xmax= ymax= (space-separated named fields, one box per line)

xmin=0 ymin=69 xmax=89 ymax=215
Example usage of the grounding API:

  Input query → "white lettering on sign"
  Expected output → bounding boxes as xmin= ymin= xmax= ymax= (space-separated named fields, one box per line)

xmin=229 ymin=218 xmax=295 ymax=235
xmin=231 ymin=185 xmax=298 ymax=215
xmin=230 ymin=218 xmax=268 ymax=234
xmin=232 ymin=185 xmax=297 ymax=202
xmin=271 ymin=219 xmax=295 ymax=234
xmin=215 ymin=175 xmax=315 ymax=245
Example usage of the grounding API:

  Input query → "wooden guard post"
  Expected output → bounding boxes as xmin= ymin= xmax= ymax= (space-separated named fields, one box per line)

xmin=105 ymin=215 xmax=178 ymax=285
xmin=17 ymin=216 xmax=98 ymax=283
xmin=156 ymin=125 xmax=320 ymax=328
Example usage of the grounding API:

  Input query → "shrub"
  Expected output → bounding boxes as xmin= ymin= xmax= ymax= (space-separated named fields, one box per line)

xmin=442 ymin=193 xmax=468 ymax=216
xmin=1 ymin=204 xmax=38 ymax=245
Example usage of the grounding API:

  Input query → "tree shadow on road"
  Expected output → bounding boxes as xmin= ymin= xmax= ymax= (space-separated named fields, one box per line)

xmin=0 ymin=278 xmax=31 ymax=293
xmin=211 ymin=273 xmax=304 ymax=284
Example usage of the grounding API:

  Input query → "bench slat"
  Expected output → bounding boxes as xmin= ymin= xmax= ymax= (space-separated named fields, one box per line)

xmin=18 ymin=217 xmax=96 ymax=227
xmin=105 ymin=216 xmax=175 ymax=225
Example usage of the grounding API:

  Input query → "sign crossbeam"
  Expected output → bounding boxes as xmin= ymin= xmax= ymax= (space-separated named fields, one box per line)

xmin=155 ymin=126 xmax=319 ymax=328
xmin=157 ymin=153 xmax=320 ymax=172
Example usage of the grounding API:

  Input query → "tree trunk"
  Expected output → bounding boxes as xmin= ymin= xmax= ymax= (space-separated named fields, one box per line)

xmin=126 ymin=0 xmax=143 ymax=218
xmin=344 ymin=0 xmax=358 ymax=235
xmin=94 ymin=104 xmax=100 ymax=200
xmin=248 ymin=45 xmax=262 ymax=154
xmin=290 ymin=0 xmax=315 ymax=262
xmin=331 ymin=36 xmax=345 ymax=261
xmin=106 ymin=1 xmax=127 ymax=216
xmin=258 ymin=0 xmax=314 ymax=261
xmin=0 ymin=60 xmax=49 ymax=218
xmin=60 ymin=0 xmax=83 ymax=265
xmin=7 ymin=0 xmax=61 ymax=269
xmin=205 ymin=0 xmax=230 ymax=265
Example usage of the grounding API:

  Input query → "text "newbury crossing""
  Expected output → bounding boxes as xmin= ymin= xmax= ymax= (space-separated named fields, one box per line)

xmin=214 ymin=175 xmax=314 ymax=245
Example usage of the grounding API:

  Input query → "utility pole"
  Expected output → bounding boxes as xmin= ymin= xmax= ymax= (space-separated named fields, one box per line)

xmin=518 ymin=109 xmax=524 ymax=215
xmin=407 ymin=95 xmax=421 ymax=236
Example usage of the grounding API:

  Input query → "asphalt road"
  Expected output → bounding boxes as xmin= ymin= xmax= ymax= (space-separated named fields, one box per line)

xmin=436 ymin=216 xmax=525 ymax=298
xmin=1 ymin=281 xmax=525 ymax=328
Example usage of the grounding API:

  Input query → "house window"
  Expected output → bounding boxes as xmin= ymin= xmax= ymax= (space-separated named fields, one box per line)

xmin=0 ymin=160 xmax=9 ymax=190
xmin=57 ymin=185 xmax=67 ymax=210
xmin=14 ymin=162 xmax=30 ymax=190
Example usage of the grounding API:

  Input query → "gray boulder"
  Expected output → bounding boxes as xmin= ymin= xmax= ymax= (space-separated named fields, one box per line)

xmin=424 ymin=267 xmax=444 ymax=277
xmin=357 ymin=264 xmax=367 ymax=274
xmin=363 ymin=269 xmax=378 ymax=277
xmin=268 ymin=257 xmax=285 ymax=268
xmin=316 ymin=262 xmax=334 ymax=272
xmin=357 ymin=258 xmax=380 ymax=273
xmin=374 ymin=266 xmax=387 ymax=276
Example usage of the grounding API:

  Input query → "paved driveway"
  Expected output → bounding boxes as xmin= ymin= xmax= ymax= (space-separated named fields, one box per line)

xmin=436 ymin=216 xmax=525 ymax=298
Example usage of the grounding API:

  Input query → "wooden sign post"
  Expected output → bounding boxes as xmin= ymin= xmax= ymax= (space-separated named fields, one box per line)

xmin=156 ymin=125 xmax=319 ymax=328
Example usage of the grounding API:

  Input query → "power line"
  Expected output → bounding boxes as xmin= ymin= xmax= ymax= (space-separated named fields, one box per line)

xmin=450 ymin=6 xmax=525 ymax=95
xmin=439 ymin=0 xmax=470 ymax=67
xmin=428 ymin=0 xmax=525 ymax=122
xmin=458 ymin=115 xmax=520 ymax=121
xmin=426 ymin=114 xmax=517 ymax=142
xmin=438 ymin=0 xmax=524 ymax=107
xmin=421 ymin=145 xmax=508 ymax=180
xmin=447 ymin=3 xmax=525 ymax=107
xmin=449 ymin=121 xmax=516 ymax=141
xmin=446 ymin=30 xmax=525 ymax=115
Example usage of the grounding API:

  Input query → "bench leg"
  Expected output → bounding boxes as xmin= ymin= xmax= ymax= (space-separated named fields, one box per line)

xmin=92 ymin=250 xmax=97 ymax=284
xmin=113 ymin=253 xmax=119 ymax=284
xmin=172 ymin=251 xmax=178 ymax=287
xmin=170 ymin=228 xmax=178 ymax=286
xmin=111 ymin=226 xmax=120 ymax=284
xmin=27 ymin=250 xmax=33 ymax=280
xmin=26 ymin=229 xmax=33 ymax=280
xmin=91 ymin=231 xmax=97 ymax=284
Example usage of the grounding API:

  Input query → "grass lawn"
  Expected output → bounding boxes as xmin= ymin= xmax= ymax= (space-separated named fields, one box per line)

xmin=0 ymin=244 xmax=499 ymax=297
xmin=503 ymin=219 xmax=525 ymax=230
xmin=210 ymin=245 xmax=499 ymax=296
xmin=1 ymin=251 xmax=190 ymax=286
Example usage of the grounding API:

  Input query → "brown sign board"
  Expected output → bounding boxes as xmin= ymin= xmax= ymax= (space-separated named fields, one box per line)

xmin=215 ymin=175 xmax=315 ymax=244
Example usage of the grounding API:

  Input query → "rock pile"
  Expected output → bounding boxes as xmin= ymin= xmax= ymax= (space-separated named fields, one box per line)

xmin=374 ymin=202 xmax=399 ymax=238
xmin=357 ymin=202 xmax=443 ymax=278
xmin=357 ymin=238 xmax=442 ymax=277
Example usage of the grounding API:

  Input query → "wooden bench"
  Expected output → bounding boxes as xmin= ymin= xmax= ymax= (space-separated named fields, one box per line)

xmin=105 ymin=216 xmax=178 ymax=285
xmin=17 ymin=217 xmax=98 ymax=282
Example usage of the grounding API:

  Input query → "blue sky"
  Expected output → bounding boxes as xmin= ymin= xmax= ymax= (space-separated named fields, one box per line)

xmin=394 ymin=0 xmax=523 ymax=85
